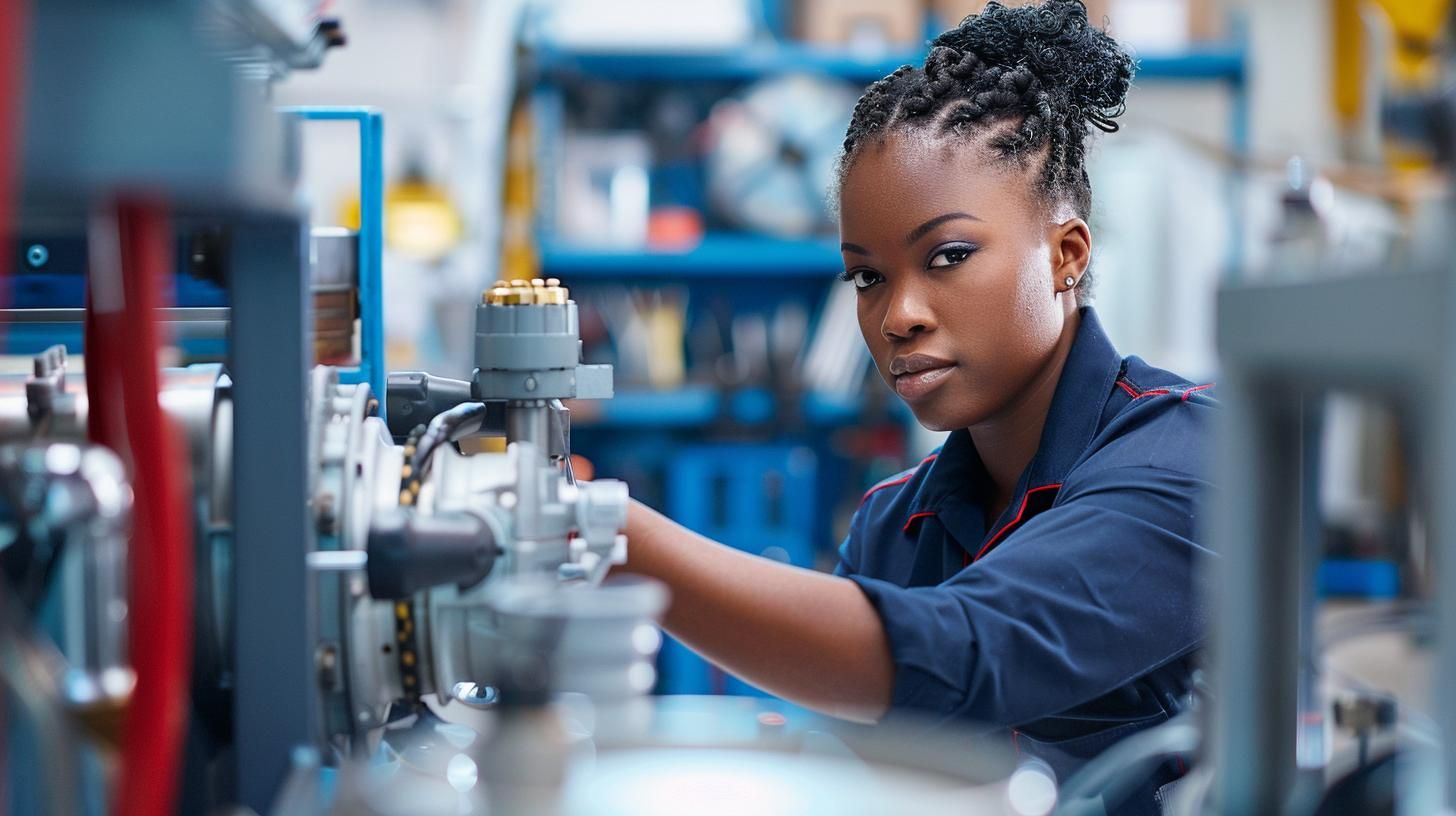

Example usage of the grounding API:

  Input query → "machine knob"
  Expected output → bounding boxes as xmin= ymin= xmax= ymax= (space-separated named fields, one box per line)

xmin=575 ymin=479 xmax=628 ymax=547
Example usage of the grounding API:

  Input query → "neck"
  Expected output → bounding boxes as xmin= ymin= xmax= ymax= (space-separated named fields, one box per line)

xmin=968 ymin=309 xmax=1082 ymax=515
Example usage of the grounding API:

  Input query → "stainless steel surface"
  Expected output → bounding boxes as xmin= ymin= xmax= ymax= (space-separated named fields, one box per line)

xmin=330 ymin=696 xmax=1024 ymax=816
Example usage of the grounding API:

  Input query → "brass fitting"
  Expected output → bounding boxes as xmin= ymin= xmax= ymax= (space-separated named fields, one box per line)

xmin=502 ymin=279 xmax=531 ymax=305
xmin=485 ymin=277 xmax=571 ymax=305
xmin=541 ymin=277 xmax=570 ymax=305
xmin=484 ymin=279 xmax=513 ymax=305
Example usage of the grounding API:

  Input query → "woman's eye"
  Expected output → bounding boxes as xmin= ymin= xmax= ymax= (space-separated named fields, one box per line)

xmin=929 ymin=246 xmax=975 ymax=268
xmin=844 ymin=269 xmax=883 ymax=290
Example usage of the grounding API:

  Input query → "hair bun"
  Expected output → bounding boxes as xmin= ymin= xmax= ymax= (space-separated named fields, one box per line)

xmin=930 ymin=0 xmax=1134 ymax=132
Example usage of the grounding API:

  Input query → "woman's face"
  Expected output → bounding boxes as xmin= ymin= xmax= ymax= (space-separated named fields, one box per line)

xmin=837 ymin=132 xmax=1087 ymax=432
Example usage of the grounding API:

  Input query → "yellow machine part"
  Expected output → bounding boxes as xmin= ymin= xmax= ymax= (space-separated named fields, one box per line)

xmin=1333 ymin=0 xmax=1451 ymax=121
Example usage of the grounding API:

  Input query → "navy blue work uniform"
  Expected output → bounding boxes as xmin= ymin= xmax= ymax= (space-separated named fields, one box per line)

xmin=835 ymin=307 xmax=1215 ymax=815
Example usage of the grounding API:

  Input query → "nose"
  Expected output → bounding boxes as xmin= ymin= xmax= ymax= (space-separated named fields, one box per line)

xmin=881 ymin=276 xmax=937 ymax=342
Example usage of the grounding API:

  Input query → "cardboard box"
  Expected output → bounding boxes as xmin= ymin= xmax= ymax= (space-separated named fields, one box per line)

xmin=930 ymin=0 xmax=1224 ymax=44
xmin=930 ymin=0 xmax=1112 ymax=32
xmin=798 ymin=0 xmax=926 ymax=49
xmin=1187 ymin=0 xmax=1224 ymax=41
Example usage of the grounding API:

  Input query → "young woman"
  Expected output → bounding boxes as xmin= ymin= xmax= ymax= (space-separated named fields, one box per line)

xmin=622 ymin=1 xmax=1214 ymax=809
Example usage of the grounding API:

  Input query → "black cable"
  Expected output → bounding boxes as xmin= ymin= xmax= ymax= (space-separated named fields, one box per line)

xmin=409 ymin=401 xmax=489 ymax=483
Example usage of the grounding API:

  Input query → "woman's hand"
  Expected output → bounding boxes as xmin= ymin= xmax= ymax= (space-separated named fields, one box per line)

xmin=619 ymin=499 xmax=894 ymax=723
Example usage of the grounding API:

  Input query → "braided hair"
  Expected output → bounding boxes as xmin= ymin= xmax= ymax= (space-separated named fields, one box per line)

xmin=839 ymin=0 xmax=1135 ymax=302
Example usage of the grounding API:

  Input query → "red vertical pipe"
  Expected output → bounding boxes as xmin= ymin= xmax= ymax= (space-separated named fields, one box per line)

xmin=89 ymin=200 xmax=194 ymax=816
xmin=0 ymin=3 xmax=29 ymax=813
xmin=0 ymin=0 xmax=25 ymax=315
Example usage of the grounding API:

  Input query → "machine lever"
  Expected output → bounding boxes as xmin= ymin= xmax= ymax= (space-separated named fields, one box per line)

xmin=365 ymin=509 xmax=496 ymax=599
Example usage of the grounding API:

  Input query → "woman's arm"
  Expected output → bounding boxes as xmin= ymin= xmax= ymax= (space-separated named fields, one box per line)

xmin=620 ymin=500 xmax=893 ymax=722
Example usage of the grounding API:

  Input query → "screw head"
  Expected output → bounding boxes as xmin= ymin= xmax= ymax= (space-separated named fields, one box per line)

xmin=25 ymin=244 xmax=48 ymax=269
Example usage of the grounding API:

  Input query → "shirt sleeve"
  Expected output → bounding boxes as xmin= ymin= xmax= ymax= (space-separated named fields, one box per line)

xmin=846 ymin=464 xmax=1214 ymax=728
xmin=833 ymin=502 xmax=870 ymax=577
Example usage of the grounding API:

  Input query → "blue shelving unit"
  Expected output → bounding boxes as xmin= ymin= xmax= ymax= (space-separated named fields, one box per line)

xmin=541 ymin=233 xmax=842 ymax=278
xmin=577 ymin=385 xmax=865 ymax=428
xmin=532 ymin=42 xmax=923 ymax=83
xmin=534 ymin=41 xmax=1246 ymax=86
xmin=532 ymin=39 xmax=1250 ymax=271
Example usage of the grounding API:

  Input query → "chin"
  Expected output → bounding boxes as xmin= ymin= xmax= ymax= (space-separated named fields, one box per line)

xmin=906 ymin=404 xmax=965 ymax=433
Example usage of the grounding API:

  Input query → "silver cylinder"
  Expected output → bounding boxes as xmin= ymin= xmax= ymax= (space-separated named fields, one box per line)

xmin=505 ymin=401 xmax=550 ymax=452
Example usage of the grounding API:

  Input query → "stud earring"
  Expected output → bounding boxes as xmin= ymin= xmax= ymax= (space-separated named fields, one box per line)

xmin=1064 ymin=275 xmax=1076 ymax=289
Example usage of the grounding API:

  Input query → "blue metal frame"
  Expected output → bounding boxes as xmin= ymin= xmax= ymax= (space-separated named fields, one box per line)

xmin=282 ymin=106 xmax=386 ymax=415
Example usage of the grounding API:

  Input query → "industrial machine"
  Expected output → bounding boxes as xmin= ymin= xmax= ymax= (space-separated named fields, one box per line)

xmin=0 ymin=268 xmax=657 ymax=794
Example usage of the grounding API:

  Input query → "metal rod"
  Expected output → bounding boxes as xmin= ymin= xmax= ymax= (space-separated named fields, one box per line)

xmin=0 ymin=307 xmax=230 ymax=323
xmin=506 ymin=401 xmax=549 ymax=452
xmin=306 ymin=550 xmax=368 ymax=572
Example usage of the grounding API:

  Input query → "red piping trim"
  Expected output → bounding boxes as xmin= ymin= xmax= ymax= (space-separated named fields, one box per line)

xmin=1118 ymin=379 xmax=1215 ymax=401
xmin=1182 ymin=382 xmax=1216 ymax=401
xmin=859 ymin=454 xmax=938 ymax=506
xmin=1117 ymin=379 xmax=1170 ymax=399
xmin=973 ymin=483 xmax=1062 ymax=562
xmin=902 ymin=511 xmax=937 ymax=534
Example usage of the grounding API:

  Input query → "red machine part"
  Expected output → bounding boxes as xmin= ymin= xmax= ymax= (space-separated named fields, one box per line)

xmin=86 ymin=200 xmax=195 ymax=816
xmin=0 ymin=2 xmax=28 ymax=810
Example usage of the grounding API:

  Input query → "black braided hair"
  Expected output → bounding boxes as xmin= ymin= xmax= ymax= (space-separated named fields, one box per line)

xmin=839 ymin=0 xmax=1135 ymax=303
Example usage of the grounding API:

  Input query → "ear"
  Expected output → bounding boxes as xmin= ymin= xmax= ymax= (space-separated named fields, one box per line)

xmin=1049 ymin=218 xmax=1091 ymax=293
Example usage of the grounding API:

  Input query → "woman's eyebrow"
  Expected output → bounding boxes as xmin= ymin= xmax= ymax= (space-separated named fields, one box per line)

xmin=906 ymin=212 xmax=981 ymax=245
xmin=840 ymin=242 xmax=870 ymax=255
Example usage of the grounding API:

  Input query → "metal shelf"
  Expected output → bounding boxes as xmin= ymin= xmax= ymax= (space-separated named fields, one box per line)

xmin=532 ymin=41 xmax=1246 ymax=85
xmin=540 ymin=234 xmax=843 ymax=278
xmin=575 ymin=384 xmax=864 ymax=427
xmin=1133 ymin=45 xmax=1246 ymax=82
xmin=532 ymin=42 xmax=922 ymax=83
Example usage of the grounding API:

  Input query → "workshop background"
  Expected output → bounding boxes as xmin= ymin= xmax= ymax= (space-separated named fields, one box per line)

xmin=254 ymin=0 xmax=1439 ymax=697
xmin=6 ymin=0 xmax=1456 ymax=813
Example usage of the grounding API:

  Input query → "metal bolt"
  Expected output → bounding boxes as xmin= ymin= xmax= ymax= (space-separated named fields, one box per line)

xmin=25 ymin=244 xmax=48 ymax=269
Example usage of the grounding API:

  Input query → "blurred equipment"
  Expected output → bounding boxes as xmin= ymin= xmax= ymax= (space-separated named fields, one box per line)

xmin=555 ymin=132 xmax=652 ymax=247
xmin=531 ymin=0 xmax=754 ymax=50
xmin=1197 ymin=12 xmax=1456 ymax=808
xmin=353 ymin=159 xmax=465 ymax=263
xmin=1332 ymin=0 xmax=1453 ymax=165
xmin=311 ymin=226 xmax=360 ymax=364
xmin=705 ymin=74 xmax=858 ymax=238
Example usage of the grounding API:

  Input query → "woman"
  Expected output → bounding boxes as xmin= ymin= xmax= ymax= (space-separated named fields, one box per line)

xmin=622 ymin=1 xmax=1214 ymax=810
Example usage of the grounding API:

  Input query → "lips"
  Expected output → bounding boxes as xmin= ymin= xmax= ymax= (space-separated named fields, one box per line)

xmin=890 ymin=353 xmax=957 ymax=400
